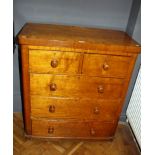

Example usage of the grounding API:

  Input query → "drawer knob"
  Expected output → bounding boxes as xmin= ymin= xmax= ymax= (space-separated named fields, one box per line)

xmin=103 ymin=63 xmax=109 ymax=71
xmin=50 ymin=83 xmax=57 ymax=91
xmin=94 ymin=107 xmax=100 ymax=114
xmin=49 ymin=105 xmax=55 ymax=113
xmin=90 ymin=128 xmax=96 ymax=136
xmin=48 ymin=127 xmax=54 ymax=134
xmin=98 ymin=85 xmax=104 ymax=93
xmin=51 ymin=60 xmax=58 ymax=68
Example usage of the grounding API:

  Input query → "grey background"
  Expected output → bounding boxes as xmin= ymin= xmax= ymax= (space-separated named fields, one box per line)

xmin=14 ymin=0 xmax=133 ymax=35
xmin=132 ymin=8 xmax=141 ymax=43
xmin=120 ymin=4 xmax=141 ymax=121
xmin=13 ymin=0 xmax=141 ymax=120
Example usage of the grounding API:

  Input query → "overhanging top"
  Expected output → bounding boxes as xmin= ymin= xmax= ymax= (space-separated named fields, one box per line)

xmin=18 ymin=23 xmax=141 ymax=53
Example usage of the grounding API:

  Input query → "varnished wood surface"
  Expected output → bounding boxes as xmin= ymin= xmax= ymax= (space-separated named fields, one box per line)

xmin=30 ymin=74 xmax=124 ymax=99
xmin=14 ymin=113 xmax=140 ymax=155
xmin=29 ymin=49 xmax=132 ymax=78
xmin=31 ymin=96 xmax=120 ymax=121
xmin=20 ymin=45 xmax=31 ymax=135
xmin=18 ymin=23 xmax=141 ymax=53
xmin=29 ymin=50 xmax=82 ymax=74
xmin=28 ymin=45 xmax=139 ymax=56
xmin=32 ymin=119 xmax=115 ymax=138
xmin=82 ymin=54 xmax=132 ymax=78
xmin=18 ymin=23 xmax=141 ymax=140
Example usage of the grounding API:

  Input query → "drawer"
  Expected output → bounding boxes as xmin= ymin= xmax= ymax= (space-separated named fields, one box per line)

xmin=30 ymin=74 xmax=124 ymax=99
xmin=31 ymin=96 xmax=120 ymax=121
xmin=32 ymin=119 xmax=116 ymax=138
xmin=82 ymin=54 xmax=131 ymax=78
xmin=29 ymin=50 xmax=81 ymax=74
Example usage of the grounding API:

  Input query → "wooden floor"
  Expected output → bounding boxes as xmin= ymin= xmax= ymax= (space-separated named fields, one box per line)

xmin=13 ymin=113 xmax=140 ymax=155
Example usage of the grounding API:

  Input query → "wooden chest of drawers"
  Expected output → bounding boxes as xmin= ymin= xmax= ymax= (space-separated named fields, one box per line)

xmin=18 ymin=23 xmax=140 ymax=140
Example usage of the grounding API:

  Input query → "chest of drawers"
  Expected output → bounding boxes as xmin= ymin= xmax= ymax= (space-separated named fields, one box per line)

xmin=18 ymin=23 xmax=140 ymax=140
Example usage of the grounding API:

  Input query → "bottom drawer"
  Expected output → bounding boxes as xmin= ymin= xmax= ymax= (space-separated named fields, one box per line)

xmin=32 ymin=119 xmax=117 ymax=139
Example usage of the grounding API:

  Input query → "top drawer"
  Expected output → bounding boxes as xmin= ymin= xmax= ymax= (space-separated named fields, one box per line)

xmin=82 ymin=54 xmax=131 ymax=78
xmin=29 ymin=50 xmax=81 ymax=74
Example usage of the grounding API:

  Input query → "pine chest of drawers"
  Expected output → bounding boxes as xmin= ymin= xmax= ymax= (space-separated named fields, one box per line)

xmin=18 ymin=23 xmax=140 ymax=140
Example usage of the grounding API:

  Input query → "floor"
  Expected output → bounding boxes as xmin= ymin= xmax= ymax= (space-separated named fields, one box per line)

xmin=13 ymin=113 xmax=140 ymax=155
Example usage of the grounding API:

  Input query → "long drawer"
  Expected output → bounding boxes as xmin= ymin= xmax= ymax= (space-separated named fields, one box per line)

xmin=30 ymin=74 xmax=124 ymax=99
xmin=31 ymin=96 xmax=121 ymax=121
xmin=32 ymin=119 xmax=116 ymax=138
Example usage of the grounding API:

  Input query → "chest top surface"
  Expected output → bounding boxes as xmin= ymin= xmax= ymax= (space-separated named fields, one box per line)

xmin=18 ymin=23 xmax=140 ymax=53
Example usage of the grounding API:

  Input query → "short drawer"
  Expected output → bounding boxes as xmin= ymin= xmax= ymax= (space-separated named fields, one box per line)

xmin=29 ymin=50 xmax=81 ymax=74
xmin=32 ymin=119 xmax=116 ymax=138
xmin=30 ymin=74 xmax=124 ymax=99
xmin=31 ymin=96 xmax=121 ymax=121
xmin=82 ymin=54 xmax=131 ymax=78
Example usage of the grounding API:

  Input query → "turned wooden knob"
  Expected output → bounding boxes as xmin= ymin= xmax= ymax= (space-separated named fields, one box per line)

xmin=51 ymin=59 xmax=58 ymax=68
xmin=49 ymin=105 xmax=55 ymax=113
xmin=90 ymin=128 xmax=95 ymax=136
xmin=94 ymin=107 xmax=100 ymax=114
xmin=103 ymin=63 xmax=109 ymax=71
xmin=98 ymin=85 xmax=104 ymax=93
xmin=50 ymin=83 xmax=57 ymax=91
xmin=48 ymin=127 xmax=54 ymax=134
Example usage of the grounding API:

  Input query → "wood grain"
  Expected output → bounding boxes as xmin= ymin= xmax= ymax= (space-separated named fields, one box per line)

xmin=32 ymin=119 xmax=115 ymax=138
xmin=29 ymin=50 xmax=82 ymax=74
xmin=30 ymin=74 xmax=124 ymax=99
xmin=18 ymin=23 xmax=141 ymax=53
xmin=20 ymin=45 xmax=31 ymax=135
xmin=31 ymin=96 xmax=121 ymax=121
xmin=82 ymin=53 xmax=132 ymax=78
xmin=18 ymin=23 xmax=141 ymax=140
xmin=28 ymin=45 xmax=139 ymax=56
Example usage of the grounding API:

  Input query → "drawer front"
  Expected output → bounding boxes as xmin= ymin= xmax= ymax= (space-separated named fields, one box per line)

xmin=30 ymin=74 xmax=124 ymax=99
xmin=29 ymin=50 xmax=81 ymax=74
xmin=32 ymin=119 xmax=115 ymax=138
xmin=31 ymin=96 xmax=120 ymax=121
xmin=82 ymin=54 xmax=131 ymax=78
